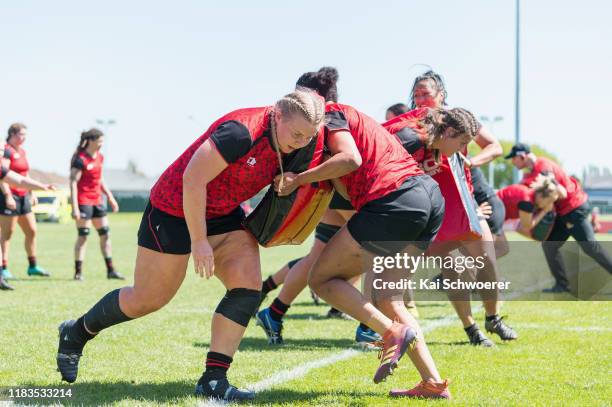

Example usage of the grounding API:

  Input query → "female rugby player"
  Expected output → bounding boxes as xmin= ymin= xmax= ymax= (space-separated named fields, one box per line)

xmin=0 ymin=123 xmax=51 ymax=279
xmin=55 ymin=90 xmax=336 ymax=402
xmin=69 ymin=129 xmax=123 ymax=281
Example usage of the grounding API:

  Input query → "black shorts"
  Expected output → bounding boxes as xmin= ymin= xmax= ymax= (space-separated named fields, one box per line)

xmin=137 ymin=202 xmax=245 ymax=255
xmin=0 ymin=194 xmax=32 ymax=216
xmin=329 ymin=192 xmax=354 ymax=210
xmin=79 ymin=204 xmax=107 ymax=220
xmin=347 ymin=175 xmax=445 ymax=256
xmin=315 ymin=223 xmax=342 ymax=243
xmin=484 ymin=194 xmax=505 ymax=236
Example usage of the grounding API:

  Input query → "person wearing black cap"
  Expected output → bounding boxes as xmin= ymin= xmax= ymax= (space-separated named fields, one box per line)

xmin=507 ymin=143 xmax=612 ymax=292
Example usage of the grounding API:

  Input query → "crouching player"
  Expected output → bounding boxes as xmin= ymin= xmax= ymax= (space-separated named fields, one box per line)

xmin=55 ymin=90 xmax=329 ymax=402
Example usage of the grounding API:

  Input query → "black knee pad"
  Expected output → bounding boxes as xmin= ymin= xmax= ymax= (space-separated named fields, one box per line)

xmin=97 ymin=226 xmax=110 ymax=236
xmin=215 ymin=288 xmax=261 ymax=327
xmin=78 ymin=227 xmax=90 ymax=236
xmin=287 ymin=257 xmax=305 ymax=269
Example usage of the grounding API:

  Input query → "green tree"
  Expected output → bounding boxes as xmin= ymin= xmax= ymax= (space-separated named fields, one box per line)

xmin=468 ymin=140 xmax=560 ymax=189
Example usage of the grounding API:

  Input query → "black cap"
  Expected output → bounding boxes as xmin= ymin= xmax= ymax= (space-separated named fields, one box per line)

xmin=504 ymin=142 xmax=531 ymax=159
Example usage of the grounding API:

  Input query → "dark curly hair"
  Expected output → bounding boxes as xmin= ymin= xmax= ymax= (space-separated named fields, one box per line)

xmin=296 ymin=66 xmax=339 ymax=102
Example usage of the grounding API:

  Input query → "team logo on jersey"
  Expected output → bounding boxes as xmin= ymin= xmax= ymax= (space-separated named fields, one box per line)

xmin=420 ymin=157 xmax=441 ymax=176
xmin=87 ymin=163 xmax=95 ymax=170
xmin=14 ymin=153 xmax=20 ymax=159
xmin=246 ymin=157 xmax=257 ymax=167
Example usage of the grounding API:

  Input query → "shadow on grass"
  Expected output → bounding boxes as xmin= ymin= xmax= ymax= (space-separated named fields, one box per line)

xmin=252 ymin=388 xmax=380 ymax=406
xmin=195 ymin=336 xmax=355 ymax=351
xmin=17 ymin=382 xmax=380 ymax=406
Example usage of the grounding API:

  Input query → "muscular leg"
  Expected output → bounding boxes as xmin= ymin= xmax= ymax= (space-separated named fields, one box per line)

xmin=208 ymin=230 xmax=261 ymax=358
xmin=309 ymin=227 xmax=441 ymax=382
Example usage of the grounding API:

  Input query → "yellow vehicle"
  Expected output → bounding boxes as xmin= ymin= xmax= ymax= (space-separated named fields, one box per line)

xmin=32 ymin=189 xmax=72 ymax=223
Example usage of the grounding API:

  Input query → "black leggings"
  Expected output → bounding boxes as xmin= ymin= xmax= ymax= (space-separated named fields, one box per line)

xmin=542 ymin=203 xmax=612 ymax=288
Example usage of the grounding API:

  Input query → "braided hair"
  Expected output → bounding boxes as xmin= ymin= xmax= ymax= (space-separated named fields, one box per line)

xmin=420 ymin=107 xmax=481 ymax=162
xmin=409 ymin=70 xmax=447 ymax=109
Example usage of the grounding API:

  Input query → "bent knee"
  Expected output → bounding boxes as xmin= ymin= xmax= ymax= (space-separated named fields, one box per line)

xmin=123 ymin=290 xmax=170 ymax=317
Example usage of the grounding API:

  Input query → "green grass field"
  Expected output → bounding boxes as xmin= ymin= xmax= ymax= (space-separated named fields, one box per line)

xmin=1 ymin=214 xmax=611 ymax=406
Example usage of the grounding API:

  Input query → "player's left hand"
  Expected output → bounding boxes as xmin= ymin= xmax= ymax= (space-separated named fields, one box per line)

xmin=274 ymin=172 xmax=300 ymax=196
xmin=478 ymin=201 xmax=492 ymax=219
xmin=30 ymin=194 xmax=38 ymax=206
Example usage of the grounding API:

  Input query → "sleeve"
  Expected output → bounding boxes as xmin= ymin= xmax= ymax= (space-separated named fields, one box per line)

xmin=71 ymin=156 xmax=85 ymax=170
xmin=0 ymin=166 xmax=8 ymax=179
xmin=517 ymin=201 xmax=535 ymax=213
xmin=209 ymin=120 xmax=253 ymax=164
xmin=3 ymin=148 xmax=11 ymax=160
xmin=394 ymin=127 xmax=424 ymax=155
xmin=324 ymin=111 xmax=350 ymax=132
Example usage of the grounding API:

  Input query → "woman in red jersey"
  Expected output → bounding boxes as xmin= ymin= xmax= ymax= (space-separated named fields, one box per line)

xmin=69 ymin=129 xmax=122 ymax=281
xmin=55 ymin=90 xmax=332 ymax=402
xmin=497 ymin=177 xmax=565 ymax=238
xmin=399 ymin=70 xmax=517 ymax=348
xmin=256 ymin=68 xmax=382 ymax=349
xmin=0 ymin=151 xmax=55 ymax=291
xmin=0 ymin=123 xmax=50 ymax=279
xmin=507 ymin=142 xmax=612 ymax=291
xmin=277 ymin=103 xmax=479 ymax=400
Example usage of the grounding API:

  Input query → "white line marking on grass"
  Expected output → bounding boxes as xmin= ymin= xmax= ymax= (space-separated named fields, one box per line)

xmin=242 ymin=310 xmax=471 ymax=395
xmin=247 ymin=348 xmax=360 ymax=393
xmin=196 ymin=309 xmax=465 ymax=406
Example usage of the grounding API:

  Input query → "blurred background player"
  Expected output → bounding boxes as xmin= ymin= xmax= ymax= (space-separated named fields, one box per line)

xmin=0 ymin=154 xmax=56 ymax=290
xmin=0 ymin=123 xmax=50 ymax=279
xmin=69 ymin=129 xmax=123 ymax=281
xmin=385 ymin=103 xmax=410 ymax=121
xmin=507 ymin=143 xmax=612 ymax=291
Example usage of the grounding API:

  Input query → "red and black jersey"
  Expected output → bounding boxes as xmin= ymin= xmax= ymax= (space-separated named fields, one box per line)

xmin=3 ymin=144 xmax=30 ymax=196
xmin=520 ymin=157 xmax=587 ymax=216
xmin=71 ymin=151 xmax=104 ymax=205
xmin=325 ymin=103 xmax=423 ymax=211
xmin=150 ymin=107 xmax=289 ymax=219
xmin=497 ymin=184 xmax=535 ymax=220
xmin=383 ymin=108 xmax=477 ymax=189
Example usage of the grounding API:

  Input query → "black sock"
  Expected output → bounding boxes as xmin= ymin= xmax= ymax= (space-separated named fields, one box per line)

xmin=82 ymin=289 xmax=132 ymax=333
xmin=330 ymin=307 xmax=340 ymax=313
xmin=62 ymin=316 xmax=97 ymax=352
xmin=105 ymin=257 xmax=114 ymax=273
xmin=359 ymin=322 xmax=371 ymax=331
xmin=75 ymin=260 xmax=82 ymax=274
xmin=2 ymin=260 xmax=6 ymax=270
xmin=261 ymin=276 xmax=278 ymax=295
xmin=464 ymin=323 xmax=478 ymax=334
xmin=28 ymin=256 xmax=37 ymax=268
xmin=269 ymin=298 xmax=289 ymax=321
xmin=485 ymin=314 xmax=499 ymax=322
xmin=203 ymin=351 xmax=233 ymax=380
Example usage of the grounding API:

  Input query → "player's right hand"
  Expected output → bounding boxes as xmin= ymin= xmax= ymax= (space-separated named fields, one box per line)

xmin=192 ymin=238 xmax=215 ymax=279
xmin=5 ymin=195 xmax=16 ymax=211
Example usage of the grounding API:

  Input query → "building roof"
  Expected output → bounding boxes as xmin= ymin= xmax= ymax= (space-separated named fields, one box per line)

xmin=103 ymin=162 xmax=156 ymax=192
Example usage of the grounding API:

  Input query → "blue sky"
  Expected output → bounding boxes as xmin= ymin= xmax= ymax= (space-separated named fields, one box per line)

xmin=1 ymin=0 xmax=610 ymax=178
